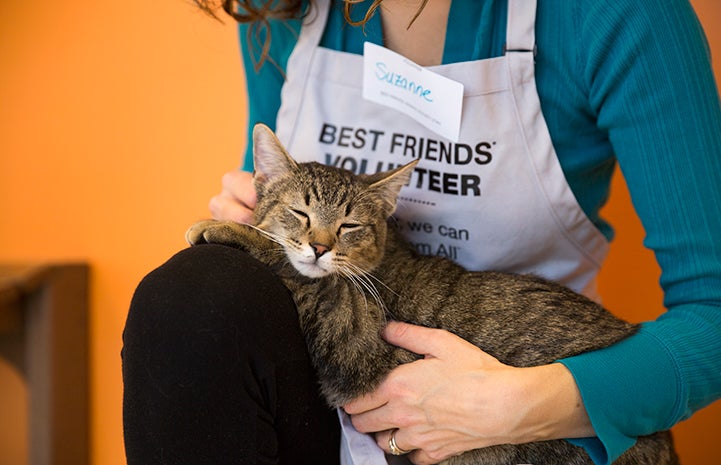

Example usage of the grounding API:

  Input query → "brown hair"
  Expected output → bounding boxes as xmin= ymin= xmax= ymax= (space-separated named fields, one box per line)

xmin=192 ymin=0 xmax=427 ymax=70
xmin=192 ymin=0 xmax=304 ymax=24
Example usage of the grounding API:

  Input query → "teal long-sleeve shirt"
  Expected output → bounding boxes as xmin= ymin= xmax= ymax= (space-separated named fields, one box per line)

xmin=236 ymin=1 xmax=721 ymax=463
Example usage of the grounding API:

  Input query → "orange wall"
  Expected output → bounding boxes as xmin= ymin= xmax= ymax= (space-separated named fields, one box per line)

xmin=0 ymin=1 xmax=719 ymax=464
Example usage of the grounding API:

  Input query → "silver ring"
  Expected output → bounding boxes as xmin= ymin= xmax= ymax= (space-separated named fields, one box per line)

xmin=388 ymin=429 xmax=410 ymax=456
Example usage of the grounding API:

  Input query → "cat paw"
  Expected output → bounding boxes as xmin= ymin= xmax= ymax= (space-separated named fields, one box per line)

xmin=185 ymin=220 xmax=242 ymax=246
xmin=185 ymin=220 xmax=214 ymax=245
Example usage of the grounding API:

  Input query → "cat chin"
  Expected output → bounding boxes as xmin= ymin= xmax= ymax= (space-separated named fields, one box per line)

xmin=290 ymin=257 xmax=333 ymax=279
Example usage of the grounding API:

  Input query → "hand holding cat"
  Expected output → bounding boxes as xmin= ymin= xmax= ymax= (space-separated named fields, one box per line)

xmin=208 ymin=169 xmax=257 ymax=223
xmin=344 ymin=321 xmax=595 ymax=465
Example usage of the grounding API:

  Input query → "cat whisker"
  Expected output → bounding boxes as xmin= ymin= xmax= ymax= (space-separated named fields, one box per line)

xmin=348 ymin=275 xmax=387 ymax=322
xmin=342 ymin=261 xmax=400 ymax=299
xmin=251 ymin=246 xmax=286 ymax=261
xmin=246 ymin=224 xmax=306 ymax=259
xmin=336 ymin=268 xmax=370 ymax=313
xmin=247 ymin=223 xmax=286 ymax=245
xmin=336 ymin=261 xmax=389 ymax=320
xmin=338 ymin=261 xmax=387 ymax=298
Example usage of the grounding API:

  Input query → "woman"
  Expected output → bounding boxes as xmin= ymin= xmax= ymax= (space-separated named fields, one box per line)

xmin=122 ymin=1 xmax=721 ymax=464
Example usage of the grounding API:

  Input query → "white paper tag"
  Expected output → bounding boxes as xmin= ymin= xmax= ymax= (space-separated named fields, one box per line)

xmin=362 ymin=42 xmax=464 ymax=142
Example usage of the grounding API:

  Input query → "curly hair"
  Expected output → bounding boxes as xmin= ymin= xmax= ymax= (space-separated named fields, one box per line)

xmin=192 ymin=0 xmax=427 ymax=69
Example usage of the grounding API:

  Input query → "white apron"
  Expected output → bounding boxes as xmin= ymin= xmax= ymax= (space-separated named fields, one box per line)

xmin=273 ymin=1 xmax=610 ymax=463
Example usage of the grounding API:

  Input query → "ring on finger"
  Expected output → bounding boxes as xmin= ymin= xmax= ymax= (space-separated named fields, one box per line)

xmin=388 ymin=429 xmax=411 ymax=456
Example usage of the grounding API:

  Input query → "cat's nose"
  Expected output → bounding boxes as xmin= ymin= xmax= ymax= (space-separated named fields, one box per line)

xmin=311 ymin=242 xmax=329 ymax=259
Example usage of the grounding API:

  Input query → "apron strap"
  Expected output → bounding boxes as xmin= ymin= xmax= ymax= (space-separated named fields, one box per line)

xmin=300 ymin=0 xmax=330 ymax=49
xmin=505 ymin=0 xmax=537 ymax=54
xmin=275 ymin=0 xmax=331 ymax=147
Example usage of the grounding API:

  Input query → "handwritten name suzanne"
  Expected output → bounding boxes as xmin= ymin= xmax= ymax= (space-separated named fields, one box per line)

xmin=374 ymin=61 xmax=433 ymax=103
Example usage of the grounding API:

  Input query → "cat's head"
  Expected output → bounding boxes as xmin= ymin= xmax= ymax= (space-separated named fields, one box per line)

xmin=251 ymin=123 xmax=417 ymax=279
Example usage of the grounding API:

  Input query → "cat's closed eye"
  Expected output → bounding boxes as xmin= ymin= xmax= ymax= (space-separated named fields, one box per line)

xmin=289 ymin=208 xmax=310 ymax=227
xmin=338 ymin=223 xmax=362 ymax=235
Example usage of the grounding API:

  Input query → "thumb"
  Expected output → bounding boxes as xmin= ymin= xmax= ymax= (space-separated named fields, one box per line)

xmin=382 ymin=321 xmax=459 ymax=358
xmin=383 ymin=321 xmax=501 ymax=366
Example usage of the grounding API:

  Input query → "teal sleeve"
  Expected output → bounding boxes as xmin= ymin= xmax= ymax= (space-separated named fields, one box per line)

xmin=559 ymin=1 xmax=721 ymax=463
xmin=235 ymin=3 xmax=721 ymax=463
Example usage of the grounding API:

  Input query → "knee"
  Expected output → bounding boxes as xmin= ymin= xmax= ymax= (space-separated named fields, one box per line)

xmin=123 ymin=244 xmax=298 ymax=353
xmin=130 ymin=244 xmax=291 ymax=319
xmin=122 ymin=244 xmax=302 ymax=387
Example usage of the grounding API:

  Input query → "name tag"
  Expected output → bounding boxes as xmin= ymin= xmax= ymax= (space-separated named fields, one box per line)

xmin=362 ymin=42 xmax=464 ymax=142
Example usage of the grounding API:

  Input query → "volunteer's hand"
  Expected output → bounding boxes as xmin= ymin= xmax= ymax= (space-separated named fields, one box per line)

xmin=343 ymin=321 xmax=594 ymax=465
xmin=209 ymin=170 xmax=256 ymax=224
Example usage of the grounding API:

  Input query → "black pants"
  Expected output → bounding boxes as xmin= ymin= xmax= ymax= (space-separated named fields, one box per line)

xmin=122 ymin=244 xmax=341 ymax=465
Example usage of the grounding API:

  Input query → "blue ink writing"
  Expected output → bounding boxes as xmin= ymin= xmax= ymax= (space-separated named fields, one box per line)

xmin=375 ymin=62 xmax=433 ymax=102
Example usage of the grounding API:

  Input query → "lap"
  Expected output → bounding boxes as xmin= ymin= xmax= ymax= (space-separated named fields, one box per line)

xmin=122 ymin=244 xmax=341 ymax=465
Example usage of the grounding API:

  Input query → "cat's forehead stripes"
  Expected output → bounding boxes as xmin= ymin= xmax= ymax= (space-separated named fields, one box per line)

xmin=300 ymin=163 xmax=357 ymax=210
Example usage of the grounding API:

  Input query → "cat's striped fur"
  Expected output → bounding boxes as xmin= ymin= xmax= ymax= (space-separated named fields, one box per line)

xmin=186 ymin=124 xmax=677 ymax=465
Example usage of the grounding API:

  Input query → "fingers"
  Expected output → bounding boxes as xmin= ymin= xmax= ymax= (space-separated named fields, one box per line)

xmin=209 ymin=192 xmax=254 ymax=224
xmin=345 ymin=322 xmax=511 ymax=463
xmin=344 ymin=383 xmax=409 ymax=431
xmin=375 ymin=429 xmax=452 ymax=465
xmin=343 ymin=355 xmax=425 ymax=419
xmin=376 ymin=428 xmax=412 ymax=456
xmin=382 ymin=321 xmax=479 ymax=360
xmin=343 ymin=389 xmax=387 ymax=416
xmin=342 ymin=323 xmax=433 ymax=415
xmin=344 ymin=322 xmax=498 ymax=421
xmin=209 ymin=170 xmax=256 ymax=223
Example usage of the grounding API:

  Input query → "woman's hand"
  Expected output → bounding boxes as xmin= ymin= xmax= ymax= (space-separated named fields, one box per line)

xmin=343 ymin=322 xmax=594 ymax=465
xmin=208 ymin=170 xmax=257 ymax=224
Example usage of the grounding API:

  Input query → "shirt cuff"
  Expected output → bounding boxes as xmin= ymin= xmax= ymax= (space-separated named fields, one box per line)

xmin=558 ymin=324 xmax=682 ymax=465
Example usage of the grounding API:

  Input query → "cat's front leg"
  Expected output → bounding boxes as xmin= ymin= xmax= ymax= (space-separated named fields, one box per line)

xmin=186 ymin=218 xmax=278 ymax=255
xmin=185 ymin=219 xmax=251 ymax=247
xmin=187 ymin=219 xmax=282 ymax=262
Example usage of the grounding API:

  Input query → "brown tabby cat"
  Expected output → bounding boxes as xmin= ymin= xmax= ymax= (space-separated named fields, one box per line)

xmin=186 ymin=124 xmax=678 ymax=465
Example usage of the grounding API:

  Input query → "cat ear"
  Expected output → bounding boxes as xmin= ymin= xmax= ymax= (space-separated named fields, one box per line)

xmin=367 ymin=160 xmax=419 ymax=215
xmin=252 ymin=123 xmax=298 ymax=186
